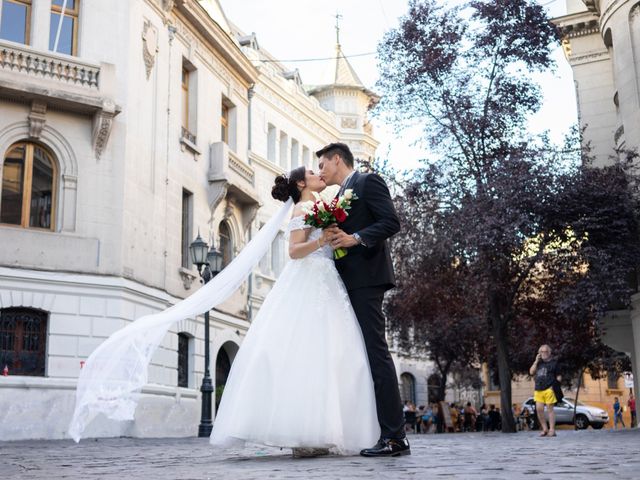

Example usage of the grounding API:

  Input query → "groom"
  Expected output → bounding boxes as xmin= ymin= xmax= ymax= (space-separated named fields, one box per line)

xmin=317 ymin=143 xmax=410 ymax=457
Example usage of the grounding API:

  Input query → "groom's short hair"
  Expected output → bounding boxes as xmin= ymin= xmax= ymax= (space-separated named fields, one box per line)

xmin=315 ymin=142 xmax=354 ymax=168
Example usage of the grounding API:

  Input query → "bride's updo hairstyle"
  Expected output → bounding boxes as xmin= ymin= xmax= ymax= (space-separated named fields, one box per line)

xmin=271 ymin=166 xmax=306 ymax=203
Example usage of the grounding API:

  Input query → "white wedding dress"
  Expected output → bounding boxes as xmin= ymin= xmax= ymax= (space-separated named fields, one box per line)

xmin=209 ymin=216 xmax=380 ymax=454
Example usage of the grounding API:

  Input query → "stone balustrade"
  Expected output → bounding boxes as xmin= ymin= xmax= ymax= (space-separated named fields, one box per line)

xmin=0 ymin=40 xmax=100 ymax=90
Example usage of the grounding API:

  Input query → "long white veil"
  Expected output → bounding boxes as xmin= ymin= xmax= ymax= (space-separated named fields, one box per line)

xmin=68 ymin=199 xmax=293 ymax=442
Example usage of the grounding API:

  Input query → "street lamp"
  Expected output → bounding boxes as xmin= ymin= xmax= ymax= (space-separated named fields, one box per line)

xmin=189 ymin=232 xmax=223 ymax=437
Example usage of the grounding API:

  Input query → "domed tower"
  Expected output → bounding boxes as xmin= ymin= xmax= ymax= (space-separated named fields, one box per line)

xmin=307 ymin=17 xmax=380 ymax=163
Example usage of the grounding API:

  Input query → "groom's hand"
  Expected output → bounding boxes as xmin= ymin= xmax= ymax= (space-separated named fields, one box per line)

xmin=327 ymin=227 xmax=359 ymax=249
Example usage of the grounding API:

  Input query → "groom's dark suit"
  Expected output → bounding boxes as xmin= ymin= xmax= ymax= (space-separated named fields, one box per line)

xmin=335 ymin=170 xmax=405 ymax=439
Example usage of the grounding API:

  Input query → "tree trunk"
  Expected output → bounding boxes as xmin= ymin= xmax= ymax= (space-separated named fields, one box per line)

xmin=490 ymin=293 xmax=516 ymax=433
xmin=439 ymin=370 xmax=449 ymax=403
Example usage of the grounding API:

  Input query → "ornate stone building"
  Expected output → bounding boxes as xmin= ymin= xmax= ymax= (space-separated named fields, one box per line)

xmin=0 ymin=0 xmax=431 ymax=440
xmin=553 ymin=0 xmax=640 ymax=395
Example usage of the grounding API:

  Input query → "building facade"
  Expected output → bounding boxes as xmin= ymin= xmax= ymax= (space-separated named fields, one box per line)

xmin=553 ymin=0 xmax=640 ymax=397
xmin=0 ymin=0 xmax=426 ymax=441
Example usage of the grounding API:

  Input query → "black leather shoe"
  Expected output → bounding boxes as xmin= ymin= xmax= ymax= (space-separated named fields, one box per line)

xmin=360 ymin=437 xmax=411 ymax=457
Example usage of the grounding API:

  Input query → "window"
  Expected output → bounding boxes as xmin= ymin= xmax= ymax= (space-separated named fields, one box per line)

xmin=400 ymin=372 xmax=416 ymax=404
xmin=258 ymin=222 xmax=270 ymax=273
xmin=0 ymin=0 xmax=31 ymax=45
xmin=290 ymin=139 xmax=299 ymax=169
xmin=427 ymin=373 xmax=443 ymax=403
xmin=607 ymin=369 xmax=620 ymax=390
xmin=177 ymin=332 xmax=189 ymax=388
xmin=219 ymin=221 xmax=233 ymax=269
xmin=1 ymin=142 xmax=57 ymax=230
xmin=181 ymin=66 xmax=190 ymax=133
xmin=271 ymin=231 xmax=284 ymax=276
xmin=302 ymin=146 xmax=310 ymax=168
xmin=267 ymin=124 xmax=276 ymax=163
xmin=279 ymin=131 xmax=288 ymax=169
xmin=0 ymin=307 xmax=48 ymax=376
xmin=181 ymin=189 xmax=193 ymax=268
xmin=221 ymin=103 xmax=229 ymax=144
xmin=49 ymin=0 xmax=79 ymax=56
xmin=221 ymin=96 xmax=236 ymax=150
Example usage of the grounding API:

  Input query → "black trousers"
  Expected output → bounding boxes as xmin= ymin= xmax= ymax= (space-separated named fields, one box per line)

xmin=348 ymin=286 xmax=405 ymax=439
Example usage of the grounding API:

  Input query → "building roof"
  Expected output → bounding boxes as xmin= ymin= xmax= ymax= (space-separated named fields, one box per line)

xmin=333 ymin=43 xmax=364 ymax=87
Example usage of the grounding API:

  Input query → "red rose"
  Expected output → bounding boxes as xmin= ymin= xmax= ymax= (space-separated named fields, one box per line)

xmin=334 ymin=208 xmax=347 ymax=223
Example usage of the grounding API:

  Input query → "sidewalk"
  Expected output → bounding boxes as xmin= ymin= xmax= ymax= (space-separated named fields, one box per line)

xmin=3 ymin=428 xmax=639 ymax=479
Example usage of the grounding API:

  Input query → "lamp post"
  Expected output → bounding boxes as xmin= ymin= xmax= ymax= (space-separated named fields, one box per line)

xmin=189 ymin=232 xmax=223 ymax=438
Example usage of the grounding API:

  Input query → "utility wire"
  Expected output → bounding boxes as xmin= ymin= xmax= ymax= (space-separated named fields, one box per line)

xmin=257 ymin=51 xmax=376 ymax=63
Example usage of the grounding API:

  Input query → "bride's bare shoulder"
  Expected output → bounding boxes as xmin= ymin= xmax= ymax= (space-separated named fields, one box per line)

xmin=291 ymin=204 xmax=306 ymax=218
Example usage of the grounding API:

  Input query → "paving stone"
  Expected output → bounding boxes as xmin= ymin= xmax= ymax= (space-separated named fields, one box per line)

xmin=2 ymin=428 xmax=639 ymax=479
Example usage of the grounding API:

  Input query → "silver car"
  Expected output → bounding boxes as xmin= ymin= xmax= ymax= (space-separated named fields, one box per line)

xmin=522 ymin=397 xmax=609 ymax=430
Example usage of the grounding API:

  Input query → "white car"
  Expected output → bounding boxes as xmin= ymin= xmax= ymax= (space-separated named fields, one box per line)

xmin=521 ymin=397 xmax=609 ymax=430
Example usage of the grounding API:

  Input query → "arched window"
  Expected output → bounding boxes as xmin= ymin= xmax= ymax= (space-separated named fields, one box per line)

xmin=218 ymin=221 xmax=233 ymax=269
xmin=0 ymin=307 xmax=48 ymax=376
xmin=1 ymin=142 xmax=57 ymax=230
xmin=400 ymin=372 xmax=416 ymax=404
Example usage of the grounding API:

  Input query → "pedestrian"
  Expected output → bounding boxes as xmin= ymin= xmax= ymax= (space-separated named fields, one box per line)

xmin=628 ymin=394 xmax=636 ymax=428
xmin=464 ymin=402 xmax=477 ymax=432
xmin=487 ymin=405 xmax=500 ymax=431
xmin=614 ymin=397 xmax=626 ymax=429
xmin=477 ymin=403 xmax=490 ymax=432
xmin=529 ymin=344 xmax=559 ymax=437
xmin=403 ymin=401 xmax=417 ymax=434
xmin=450 ymin=403 xmax=460 ymax=432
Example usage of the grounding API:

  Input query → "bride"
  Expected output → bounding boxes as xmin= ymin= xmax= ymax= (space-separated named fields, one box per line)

xmin=209 ymin=166 xmax=380 ymax=455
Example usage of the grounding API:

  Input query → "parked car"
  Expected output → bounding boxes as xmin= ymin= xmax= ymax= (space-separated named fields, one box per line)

xmin=521 ymin=397 xmax=609 ymax=430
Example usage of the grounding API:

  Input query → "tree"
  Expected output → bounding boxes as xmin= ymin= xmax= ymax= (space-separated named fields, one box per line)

xmin=377 ymin=0 xmax=640 ymax=432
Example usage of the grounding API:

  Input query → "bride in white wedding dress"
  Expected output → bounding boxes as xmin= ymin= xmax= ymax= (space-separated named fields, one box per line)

xmin=209 ymin=166 xmax=380 ymax=455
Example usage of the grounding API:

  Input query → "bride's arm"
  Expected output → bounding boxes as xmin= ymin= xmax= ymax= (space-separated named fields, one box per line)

xmin=288 ymin=215 xmax=331 ymax=260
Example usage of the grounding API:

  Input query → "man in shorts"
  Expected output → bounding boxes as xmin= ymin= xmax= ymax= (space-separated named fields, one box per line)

xmin=529 ymin=344 xmax=558 ymax=437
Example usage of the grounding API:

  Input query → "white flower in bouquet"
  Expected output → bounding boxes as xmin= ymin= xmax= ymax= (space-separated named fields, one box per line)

xmin=319 ymin=184 xmax=340 ymax=203
xmin=300 ymin=200 xmax=314 ymax=216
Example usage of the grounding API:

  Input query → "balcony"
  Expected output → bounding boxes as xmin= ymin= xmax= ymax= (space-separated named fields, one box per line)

xmin=208 ymin=142 xmax=259 ymax=209
xmin=0 ymin=40 xmax=120 ymax=158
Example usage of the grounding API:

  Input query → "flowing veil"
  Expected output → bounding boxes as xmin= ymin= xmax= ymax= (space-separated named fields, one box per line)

xmin=68 ymin=199 xmax=293 ymax=442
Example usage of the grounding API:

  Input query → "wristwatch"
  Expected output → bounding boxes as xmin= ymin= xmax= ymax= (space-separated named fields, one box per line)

xmin=353 ymin=232 xmax=367 ymax=247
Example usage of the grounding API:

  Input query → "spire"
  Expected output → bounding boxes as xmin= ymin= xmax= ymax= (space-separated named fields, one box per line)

xmin=331 ymin=13 xmax=364 ymax=87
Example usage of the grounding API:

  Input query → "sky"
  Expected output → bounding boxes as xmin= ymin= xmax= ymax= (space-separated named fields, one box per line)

xmin=218 ymin=0 xmax=577 ymax=170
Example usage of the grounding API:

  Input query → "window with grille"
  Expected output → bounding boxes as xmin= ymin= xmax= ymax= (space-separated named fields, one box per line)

xmin=177 ymin=332 xmax=189 ymax=388
xmin=0 ymin=307 xmax=48 ymax=376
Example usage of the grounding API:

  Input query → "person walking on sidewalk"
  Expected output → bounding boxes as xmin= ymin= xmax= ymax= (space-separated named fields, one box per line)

xmin=614 ymin=397 xmax=626 ymax=429
xmin=530 ymin=344 xmax=559 ymax=437
xmin=628 ymin=394 xmax=636 ymax=428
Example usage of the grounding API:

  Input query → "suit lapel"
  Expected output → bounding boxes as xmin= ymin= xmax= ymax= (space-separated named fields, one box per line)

xmin=339 ymin=171 xmax=359 ymax=197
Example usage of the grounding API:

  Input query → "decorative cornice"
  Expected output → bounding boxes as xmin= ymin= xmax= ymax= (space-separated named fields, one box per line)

xmin=583 ymin=0 xmax=600 ymax=14
xmin=174 ymin=0 xmax=257 ymax=86
xmin=558 ymin=18 xmax=600 ymax=38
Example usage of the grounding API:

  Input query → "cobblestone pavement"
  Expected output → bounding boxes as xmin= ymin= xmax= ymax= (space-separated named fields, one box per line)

xmin=3 ymin=428 xmax=639 ymax=480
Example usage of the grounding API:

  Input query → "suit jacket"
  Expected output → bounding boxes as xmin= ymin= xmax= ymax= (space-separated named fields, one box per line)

xmin=335 ymin=171 xmax=400 ymax=291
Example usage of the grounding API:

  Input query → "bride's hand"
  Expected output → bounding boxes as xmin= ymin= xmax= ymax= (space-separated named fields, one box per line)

xmin=319 ymin=229 xmax=332 ymax=247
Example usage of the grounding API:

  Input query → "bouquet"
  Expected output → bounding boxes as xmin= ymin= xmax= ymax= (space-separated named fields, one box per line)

xmin=301 ymin=188 xmax=357 ymax=259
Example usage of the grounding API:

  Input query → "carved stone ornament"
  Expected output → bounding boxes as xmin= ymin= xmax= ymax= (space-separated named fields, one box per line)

xmin=341 ymin=117 xmax=358 ymax=129
xmin=92 ymin=100 xmax=117 ymax=159
xmin=28 ymin=101 xmax=47 ymax=139
xmin=161 ymin=0 xmax=175 ymax=13
xmin=142 ymin=20 xmax=159 ymax=80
